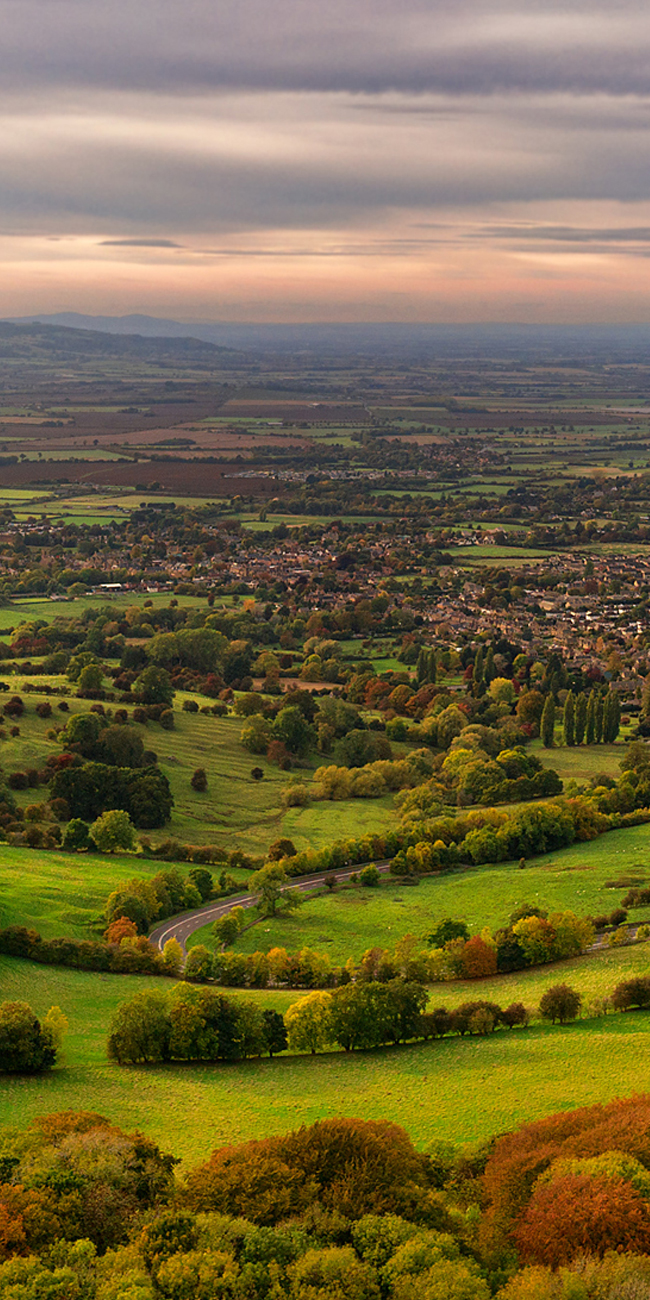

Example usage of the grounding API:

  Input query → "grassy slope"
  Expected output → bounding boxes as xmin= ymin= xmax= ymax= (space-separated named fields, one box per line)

xmin=0 ymin=845 xmax=161 ymax=938
xmin=534 ymin=739 xmax=625 ymax=782
xmin=190 ymin=822 xmax=650 ymax=963
xmin=0 ymin=684 xmax=395 ymax=857
xmin=3 ymin=950 xmax=650 ymax=1169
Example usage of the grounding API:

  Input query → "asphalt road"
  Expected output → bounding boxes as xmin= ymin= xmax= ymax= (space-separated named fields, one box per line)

xmin=148 ymin=861 xmax=392 ymax=953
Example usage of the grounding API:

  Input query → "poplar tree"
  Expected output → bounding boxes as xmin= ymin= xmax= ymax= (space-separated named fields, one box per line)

xmin=603 ymin=689 xmax=621 ymax=743
xmin=563 ymin=691 xmax=575 ymax=747
xmin=595 ymin=691 xmax=604 ymax=745
xmin=575 ymin=692 xmax=587 ymax=745
xmin=473 ymin=646 xmax=484 ymax=697
xmin=541 ymin=694 xmax=555 ymax=748
xmin=416 ymin=648 xmax=426 ymax=684
xmin=585 ymin=690 xmax=596 ymax=745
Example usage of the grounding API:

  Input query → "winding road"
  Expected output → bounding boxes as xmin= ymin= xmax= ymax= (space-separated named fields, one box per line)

xmin=148 ymin=862 xmax=392 ymax=953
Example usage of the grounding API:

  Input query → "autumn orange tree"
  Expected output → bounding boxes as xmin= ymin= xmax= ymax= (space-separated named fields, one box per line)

xmin=185 ymin=1118 xmax=438 ymax=1225
xmin=480 ymin=1094 xmax=650 ymax=1263
xmin=512 ymin=1171 xmax=650 ymax=1267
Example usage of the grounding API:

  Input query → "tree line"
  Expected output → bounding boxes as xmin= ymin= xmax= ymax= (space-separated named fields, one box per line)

xmin=107 ymin=967 xmax=650 ymax=1067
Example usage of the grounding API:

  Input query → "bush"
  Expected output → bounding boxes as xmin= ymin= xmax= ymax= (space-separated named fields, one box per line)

xmin=160 ymin=709 xmax=174 ymax=731
xmin=182 ymin=699 xmax=199 ymax=713
xmin=35 ymin=701 xmax=52 ymax=719
xmin=190 ymin=768 xmax=208 ymax=792
xmin=0 ymin=1001 xmax=57 ymax=1073
xmin=612 ymin=975 xmax=650 ymax=1010
xmin=359 ymin=865 xmax=380 ymax=887
xmin=3 ymin=696 xmax=24 ymax=718
xmin=7 ymin=771 xmax=28 ymax=790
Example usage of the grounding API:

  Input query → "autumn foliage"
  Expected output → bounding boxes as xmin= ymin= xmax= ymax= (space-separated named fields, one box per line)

xmin=185 ymin=1117 xmax=436 ymax=1224
xmin=481 ymin=1094 xmax=650 ymax=1263
xmin=512 ymin=1171 xmax=650 ymax=1267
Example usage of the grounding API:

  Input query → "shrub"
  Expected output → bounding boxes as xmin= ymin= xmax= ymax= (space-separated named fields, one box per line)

xmin=3 ymin=696 xmax=24 ymax=718
xmin=35 ymin=701 xmax=52 ymax=719
xmin=190 ymin=768 xmax=208 ymax=792
xmin=359 ymin=865 xmax=380 ymax=887
xmin=182 ymin=699 xmax=199 ymax=713
xmin=160 ymin=709 xmax=175 ymax=730
xmin=0 ymin=1001 xmax=57 ymax=1073
xmin=612 ymin=976 xmax=650 ymax=1010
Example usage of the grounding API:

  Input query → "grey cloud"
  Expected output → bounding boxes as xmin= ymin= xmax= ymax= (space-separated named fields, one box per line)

xmin=3 ymin=95 xmax=650 ymax=239
xmin=99 ymin=238 xmax=183 ymax=247
xmin=4 ymin=0 xmax=650 ymax=97
xmin=470 ymin=226 xmax=650 ymax=242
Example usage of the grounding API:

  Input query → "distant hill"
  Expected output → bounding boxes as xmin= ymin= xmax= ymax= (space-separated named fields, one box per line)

xmin=0 ymin=319 xmax=243 ymax=366
xmin=10 ymin=313 xmax=650 ymax=361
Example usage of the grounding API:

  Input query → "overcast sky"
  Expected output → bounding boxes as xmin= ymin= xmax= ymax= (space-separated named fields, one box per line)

xmin=3 ymin=0 xmax=650 ymax=321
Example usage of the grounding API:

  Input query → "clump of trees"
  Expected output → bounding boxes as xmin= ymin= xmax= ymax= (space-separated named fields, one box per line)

xmin=480 ymin=1094 xmax=650 ymax=1270
xmin=108 ymin=985 xmax=287 ymax=1064
xmin=50 ymin=761 xmax=173 ymax=827
xmin=0 ymin=1000 xmax=64 ymax=1073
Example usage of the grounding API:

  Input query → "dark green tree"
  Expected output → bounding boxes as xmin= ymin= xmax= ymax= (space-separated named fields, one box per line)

xmin=472 ymin=646 xmax=484 ymax=697
xmin=562 ymin=691 xmax=575 ymax=747
xmin=540 ymin=694 xmax=555 ymax=748
xmin=575 ymin=692 xmax=587 ymax=745
xmin=272 ymin=706 xmax=315 ymax=757
xmin=133 ymin=666 xmax=174 ymax=706
xmin=427 ymin=918 xmax=470 ymax=948
xmin=263 ymin=1009 xmax=288 ymax=1057
xmin=585 ymin=690 xmax=596 ymax=745
xmin=0 ymin=1001 xmax=56 ymax=1073
xmin=62 ymin=817 xmax=90 ymax=852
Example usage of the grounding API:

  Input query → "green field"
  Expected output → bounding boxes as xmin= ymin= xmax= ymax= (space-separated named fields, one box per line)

xmin=0 ymin=677 xmax=398 ymax=855
xmin=0 ymin=844 xmax=171 ymax=938
xmin=535 ymin=739 xmax=626 ymax=782
xmin=3 ymin=951 xmax=650 ymax=1169
xmin=189 ymin=821 xmax=650 ymax=963
xmin=0 ymin=592 xmax=208 ymax=629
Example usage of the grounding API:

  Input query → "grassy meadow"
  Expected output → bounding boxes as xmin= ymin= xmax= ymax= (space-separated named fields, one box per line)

xmin=2 ymin=949 xmax=650 ymax=1168
xmin=188 ymin=821 xmax=650 ymax=963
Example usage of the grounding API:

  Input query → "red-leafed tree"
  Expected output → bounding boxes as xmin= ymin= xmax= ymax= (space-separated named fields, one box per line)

xmin=460 ymin=936 xmax=498 ymax=979
xmin=513 ymin=1172 xmax=650 ymax=1267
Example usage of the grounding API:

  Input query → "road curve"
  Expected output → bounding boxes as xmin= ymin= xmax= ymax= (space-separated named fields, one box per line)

xmin=148 ymin=861 xmax=392 ymax=953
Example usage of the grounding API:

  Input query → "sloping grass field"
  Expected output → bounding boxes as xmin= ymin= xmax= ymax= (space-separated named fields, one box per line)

xmin=2 ymin=949 xmax=650 ymax=1169
xmin=190 ymin=821 xmax=650 ymax=963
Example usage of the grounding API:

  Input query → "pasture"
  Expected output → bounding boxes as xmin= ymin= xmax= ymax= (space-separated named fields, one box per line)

xmin=2 ymin=949 xmax=650 ymax=1168
xmin=190 ymin=820 xmax=650 ymax=963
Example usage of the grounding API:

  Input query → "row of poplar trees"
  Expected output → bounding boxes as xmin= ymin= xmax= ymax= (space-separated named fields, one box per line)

xmin=541 ymin=687 xmax=621 ymax=748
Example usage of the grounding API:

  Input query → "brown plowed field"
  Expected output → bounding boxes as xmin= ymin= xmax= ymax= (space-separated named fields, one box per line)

xmin=0 ymin=460 xmax=277 ymax=494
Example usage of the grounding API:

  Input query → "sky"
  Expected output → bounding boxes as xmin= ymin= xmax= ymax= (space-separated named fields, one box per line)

xmin=3 ymin=0 xmax=650 ymax=323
